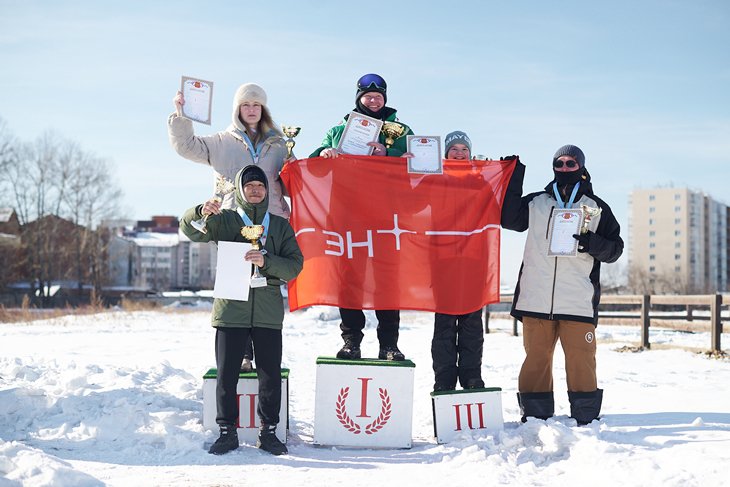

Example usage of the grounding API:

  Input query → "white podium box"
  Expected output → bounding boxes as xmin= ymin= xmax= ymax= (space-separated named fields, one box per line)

xmin=314 ymin=357 xmax=415 ymax=448
xmin=431 ymin=387 xmax=504 ymax=443
xmin=202 ymin=368 xmax=289 ymax=444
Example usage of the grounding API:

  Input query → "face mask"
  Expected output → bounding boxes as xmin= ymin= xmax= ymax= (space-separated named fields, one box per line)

xmin=554 ymin=169 xmax=583 ymax=186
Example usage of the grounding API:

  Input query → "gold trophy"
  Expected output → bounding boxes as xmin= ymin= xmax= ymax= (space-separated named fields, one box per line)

xmin=580 ymin=204 xmax=602 ymax=234
xmin=380 ymin=122 xmax=407 ymax=149
xmin=281 ymin=125 xmax=301 ymax=159
xmin=191 ymin=175 xmax=235 ymax=234
xmin=240 ymin=224 xmax=268 ymax=288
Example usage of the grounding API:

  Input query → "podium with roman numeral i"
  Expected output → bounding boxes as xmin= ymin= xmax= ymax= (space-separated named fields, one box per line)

xmin=202 ymin=368 xmax=289 ymax=444
xmin=431 ymin=387 xmax=503 ymax=443
xmin=313 ymin=357 xmax=415 ymax=448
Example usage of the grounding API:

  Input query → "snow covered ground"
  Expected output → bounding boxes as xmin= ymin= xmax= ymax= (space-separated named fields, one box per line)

xmin=1 ymin=307 xmax=729 ymax=486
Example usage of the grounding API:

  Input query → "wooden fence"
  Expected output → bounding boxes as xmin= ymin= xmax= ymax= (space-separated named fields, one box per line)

xmin=485 ymin=294 xmax=727 ymax=353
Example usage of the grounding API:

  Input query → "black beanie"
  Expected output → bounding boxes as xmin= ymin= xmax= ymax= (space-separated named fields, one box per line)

xmin=239 ymin=165 xmax=267 ymax=188
xmin=552 ymin=144 xmax=585 ymax=168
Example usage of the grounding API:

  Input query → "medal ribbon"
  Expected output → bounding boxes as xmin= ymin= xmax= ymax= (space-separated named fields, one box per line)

xmin=552 ymin=182 xmax=580 ymax=208
xmin=235 ymin=129 xmax=262 ymax=163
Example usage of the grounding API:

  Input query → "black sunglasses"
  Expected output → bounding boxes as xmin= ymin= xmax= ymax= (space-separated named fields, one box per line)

xmin=357 ymin=73 xmax=387 ymax=91
xmin=553 ymin=159 xmax=578 ymax=169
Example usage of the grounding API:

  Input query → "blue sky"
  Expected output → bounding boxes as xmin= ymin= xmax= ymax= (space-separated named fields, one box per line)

xmin=1 ymin=0 xmax=728 ymax=285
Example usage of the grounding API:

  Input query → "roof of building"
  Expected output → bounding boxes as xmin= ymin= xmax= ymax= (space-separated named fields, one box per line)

xmin=0 ymin=208 xmax=16 ymax=222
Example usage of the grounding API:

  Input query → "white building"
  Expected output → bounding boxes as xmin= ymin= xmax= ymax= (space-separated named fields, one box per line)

xmin=629 ymin=187 xmax=728 ymax=293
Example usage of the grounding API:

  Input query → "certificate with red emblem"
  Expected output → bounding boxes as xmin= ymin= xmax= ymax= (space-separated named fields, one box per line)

xmin=407 ymin=135 xmax=442 ymax=174
xmin=181 ymin=76 xmax=214 ymax=125
xmin=547 ymin=208 xmax=583 ymax=257
xmin=337 ymin=112 xmax=383 ymax=156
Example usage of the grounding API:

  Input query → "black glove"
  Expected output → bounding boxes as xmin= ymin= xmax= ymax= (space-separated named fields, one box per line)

xmin=500 ymin=155 xmax=520 ymax=162
xmin=573 ymin=232 xmax=591 ymax=253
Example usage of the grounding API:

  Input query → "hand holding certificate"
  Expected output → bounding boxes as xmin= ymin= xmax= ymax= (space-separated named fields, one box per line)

xmin=213 ymin=241 xmax=253 ymax=300
xmin=336 ymin=112 xmax=383 ymax=156
xmin=547 ymin=208 xmax=583 ymax=257
xmin=180 ymin=76 xmax=214 ymax=125
xmin=407 ymin=135 xmax=442 ymax=174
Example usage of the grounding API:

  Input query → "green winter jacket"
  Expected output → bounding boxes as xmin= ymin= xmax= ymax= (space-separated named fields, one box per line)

xmin=180 ymin=166 xmax=303 ymax=329
xmin=309 ymin=109 xmax=414 ymax=157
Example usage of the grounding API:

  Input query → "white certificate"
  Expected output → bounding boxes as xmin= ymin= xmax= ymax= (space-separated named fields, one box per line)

xmin=213 ymin=241 xmax=252 ymax=300
xmin=407 ymin=135 xmax=443 ymax=174
xmin=547 ymin=208 xmax=583 ymax=257
xmin=336 ymin=112 xmax=383 ymax=156
xmin=181 ymin=76 xmax=214 ymax=125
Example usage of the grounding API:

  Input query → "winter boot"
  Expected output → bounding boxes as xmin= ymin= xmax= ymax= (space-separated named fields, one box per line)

xmin=208 ymin=424 xmax=239 ymax=455
xmin=257 ymin=424 xmax=288 ymax=455
xmin=517 ymin=391 xmax=555 ymax=422
xmin=378 ymin=345 xmax=405 ymax=361
xmin=336 ymin=340 xmax=361 ymax=360
xmin=433 ymin=381 xmax=455 ymax=392
xmin=568 ymin=389 xmax=603 ymax=426
xmin=240 ymin=357 xmax=253 ymax=373
xmin=465 ymin=378 xmax=485 ymax=390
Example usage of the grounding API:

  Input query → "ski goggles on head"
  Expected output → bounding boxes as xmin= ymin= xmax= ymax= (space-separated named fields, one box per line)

xmin=357 ymin=73 xmax=387 ymax=92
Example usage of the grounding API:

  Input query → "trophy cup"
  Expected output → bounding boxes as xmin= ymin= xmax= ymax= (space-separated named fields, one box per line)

xmin=191 ymin=175 xmax=236 ymax=234
xmin=380 ymin=122 xmax=407 ymax=149
xmin=580 ymin=204 xmax=602 ymax=234
xmin=240 ymin=225 xmax=268 ymax=288
xmin=281 ymin=125 xmax=301 ymax=159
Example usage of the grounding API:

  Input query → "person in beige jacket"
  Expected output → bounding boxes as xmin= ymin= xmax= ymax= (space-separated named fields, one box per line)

xmin=169 ymin=82 xmax=291 ymax=371
xmin=168 ymin=82 xmax=291 ymax=219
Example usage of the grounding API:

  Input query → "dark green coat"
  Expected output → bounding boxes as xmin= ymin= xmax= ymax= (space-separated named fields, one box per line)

xmin=309 ymin=109 xmax=414 ymax=157
xmin=180 ymin=168 xmax=303 ymax=330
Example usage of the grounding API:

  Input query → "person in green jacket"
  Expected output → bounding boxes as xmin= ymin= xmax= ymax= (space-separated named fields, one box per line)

xmin=310 ymin=73 xmax=414 ymax=158
xmin=180 ymin=165 xmax=303 ymax=456
xmin=308 ymin=73 xmax=413 ymax=362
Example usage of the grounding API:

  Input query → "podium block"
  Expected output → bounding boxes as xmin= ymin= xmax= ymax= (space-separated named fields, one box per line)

xmin=314 ymin=357 xmax=415 ymax=448
xmin=202 ymin=368 xmax=289 ymax=444
xmin=431 ymin=387 xmax=504 ymax=443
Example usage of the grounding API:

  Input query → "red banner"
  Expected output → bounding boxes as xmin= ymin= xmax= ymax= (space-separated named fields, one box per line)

xmin=280 ymin=156 xmax=516 ymax=314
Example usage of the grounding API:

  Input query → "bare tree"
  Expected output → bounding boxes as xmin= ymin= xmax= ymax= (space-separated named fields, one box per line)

xmin=60 ymin=147 xmax=123 ymax=293
xmin=0 ymin=118 xmax=22 ymax=216
xmin=1 ymin=124 xmax=124 ymax=303
xmin=627 ymin=264 xmax=691 ymax=294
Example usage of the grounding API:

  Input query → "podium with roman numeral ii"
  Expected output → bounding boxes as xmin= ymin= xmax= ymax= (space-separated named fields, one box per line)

xmin=431 ymin=387 xmax=503 ymax=443
xmin=202 ymin=368 xmax=289 ymax=445
xmin=314 ymin=357 xmax=415 ymax=448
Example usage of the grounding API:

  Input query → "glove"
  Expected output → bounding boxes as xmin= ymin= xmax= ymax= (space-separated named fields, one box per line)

xmin=573 ymin=232 xmax=591 ymax=253
xmin=500 ymin=155 xmax=520 ymax=162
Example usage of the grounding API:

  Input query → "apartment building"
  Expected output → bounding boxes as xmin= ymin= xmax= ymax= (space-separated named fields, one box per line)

xmin=629 ymin=187 xmax=727 ymax=293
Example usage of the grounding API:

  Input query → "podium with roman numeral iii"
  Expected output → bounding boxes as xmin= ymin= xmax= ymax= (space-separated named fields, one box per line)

xmin=202 ymin=368 xmax=289 ymax=444
xmin=313 ymin=357 xmax=415 ymax=448
xmin=431 ymin=387 xmax=503 ymax=443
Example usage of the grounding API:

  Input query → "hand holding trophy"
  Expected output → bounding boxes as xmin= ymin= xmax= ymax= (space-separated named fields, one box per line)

xmin=381 ymin=121 xmax=407 ymax=149
xmin=191 ymin=175 xmax=236 ymax=234
xmin=580 ymin=204 xmax=602 ymax=234
xmin=240 ymin=224 xmax=268 ymax=288
xmin=281 ymin=125 xmax=301 ymax=159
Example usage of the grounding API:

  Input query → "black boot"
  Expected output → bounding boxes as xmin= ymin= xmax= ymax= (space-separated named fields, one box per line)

xmin=378 ymin=345 xmax=405 ymax=361
xmin=465 ymin=378 xmax=485 ymax=390
xmin=208 ymin=424 xmax=239 ymax=455
xmin=336 ymin=340 xmax=361 ymax=360
xmin=517 ymin=391 xmax=555 ymax=422
xmin=257 ymin=424 xmax=288 ymax=455
xmin=568 ymin=389 xmax=603 ymax=426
